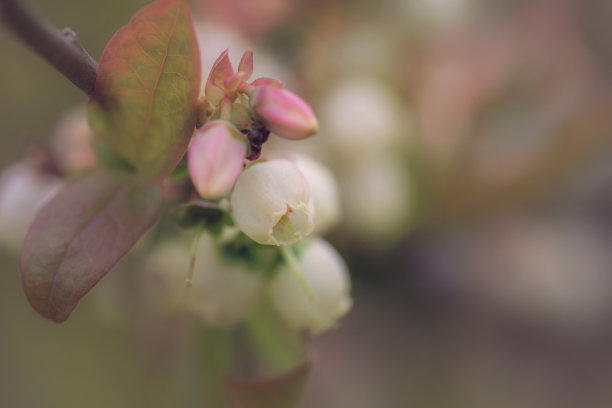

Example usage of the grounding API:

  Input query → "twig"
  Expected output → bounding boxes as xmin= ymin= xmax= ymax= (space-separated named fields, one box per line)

xmin=0 ymin=0 xmax=97 ymax=95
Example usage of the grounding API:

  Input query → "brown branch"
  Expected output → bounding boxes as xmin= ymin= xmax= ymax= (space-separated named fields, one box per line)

xmin=0 ymin=0 xmax=97 ymax=95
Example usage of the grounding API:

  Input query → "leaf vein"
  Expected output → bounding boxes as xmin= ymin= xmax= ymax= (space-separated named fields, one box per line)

xmin=139 ymin=19 xmax=167 ymax=42
xmin=119 ymin=55 xmax=151 ymax=95
xmin=152 ymin=105 xmax=188 ymax=118
xmin=162 ymin=70 xmax=189 ymax=81
xmin=108 ymin=87 xmax=148 ymax=95
xmin=134 ymin=3 xmax=182 ymax=164
xmin=46 ymin=183 xmax=125 ymax=316
xmin=134 ymin=39 xmax=159 ymax=65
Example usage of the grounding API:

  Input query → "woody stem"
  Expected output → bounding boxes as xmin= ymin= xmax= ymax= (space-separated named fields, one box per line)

xmin=0 ymin=0 xmax=97 ymax=95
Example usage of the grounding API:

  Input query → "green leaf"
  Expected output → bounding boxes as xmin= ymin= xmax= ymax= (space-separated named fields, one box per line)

xmin=88 ymin=0 xmax=201 ymax=185
xmin=20 ymin=171 xmax=163 ymax=322
xmin=171 ymin=200 xmax=231 ymax=233
xmin=168 ymin=159 xmax=189 ymax=180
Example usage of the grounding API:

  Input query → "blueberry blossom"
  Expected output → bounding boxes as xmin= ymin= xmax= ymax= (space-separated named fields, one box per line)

xmin=188 ymin=120 xmax=247 ymax=200
xmin=288 ymin=153 xmax=341 ymax=235
xmin=250 ymin=86 xmax=318 ymax=140
xmin=148 ymin=235 xmax=263 ymax=327
xmin=269 ymin=238 xmax=352 ymax=333
xmin=201 ymin=49 xmax=282 ymax=127
xmin=230 ymin=159 xmax=314 ymax=246
xmin=198 ymin=49 xmax=317 ymax=160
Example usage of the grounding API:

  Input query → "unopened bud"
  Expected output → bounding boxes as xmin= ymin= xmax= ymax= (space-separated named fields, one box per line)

xmin=269 ymin=238 xmax=352 ymax=333
xmin=188 ymin=120 xmax=247 ymax=200
xmin=250 ymin=86 xmax=318 ymax=140
xmin=0 ymin=163 xmax=62 ymax=252
xmin=230 ymin=159 xmax=314 ymax=246
xmin=51 ymin=107 xmax=97 ymax=174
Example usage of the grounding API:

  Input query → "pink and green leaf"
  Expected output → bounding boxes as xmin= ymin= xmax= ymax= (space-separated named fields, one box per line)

xmin=205 ymin=49 xmax=232 ymax=105
xmin=21 ymin=171 xmax=163 ymax=323
xmin=238 ymin=51 xmax=253 ymax=78
xmin=88 ymin=0 xmax=201 ymax=185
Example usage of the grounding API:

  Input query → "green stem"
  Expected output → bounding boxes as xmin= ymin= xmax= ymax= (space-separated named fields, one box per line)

xmin=280 ymin=246 xmax=314 ymax=300
xmin=249 ymin=322 xmax=287 ymax=369
xmin=186 ymin=224 xmax=204 ymax=286
xmin=196 ymin=327 xmax=233 ymax=407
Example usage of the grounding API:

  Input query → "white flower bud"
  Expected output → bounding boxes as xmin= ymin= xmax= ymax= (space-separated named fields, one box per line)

xmin=320 ymin=76 xmax=402 ymax=158
xmin=230 ymin=159 xmax=314 ymax=246
xmin=288 ymin=153 xmax=341 ymax=235
xmin=0 ymin=163 xmax=62 ymax=252
xmin=343 ymin=156 xmax=413 ymax=245
xmin=51 ymin=107 xmax=97 ymax=174
xmin=147 ymin=235 xmax=263 ymax=327
xmin=269 ymin=238 xmax=352 ymax=333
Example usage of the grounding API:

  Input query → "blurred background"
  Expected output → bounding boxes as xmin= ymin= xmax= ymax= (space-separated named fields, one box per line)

xmin=2 ymin=0 xmax=612 ymax=406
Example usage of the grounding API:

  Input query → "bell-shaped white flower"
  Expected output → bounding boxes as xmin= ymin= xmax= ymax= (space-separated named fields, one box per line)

xmin=188 ymin=120 xmax=247 ymax=200
xmin=269 ymin=238 xmax=352 ymax=333
xmin=230 ymin=159 xmax=314 ymax=246
xmin=289 ymin=153 xmax=341 ymax=235
xmin=343 ymin=156 xmax=413 ymax=245
xmin=320 ymin=76 xmax=402 ymax=158
xmin=147 ymin=234 xmax=263 ymax=327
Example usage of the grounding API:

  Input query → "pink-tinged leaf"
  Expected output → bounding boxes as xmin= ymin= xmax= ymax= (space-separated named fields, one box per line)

xmin=225 ymin=71 xmax=246 ymax=92
xmin=238 ymin=51 xmax=253 ymax=78
xmin=88 ymin=0 xmax=201 ymax=185
xmin=208 ymin=49 xmax=233 ymax=87
xmin=20 ymin=171 xmax=163 ymax=322
xmin=226 ymin=359 xmax=311 ymax=408
xmin=206 ymin=49 xmax=233 ymax=105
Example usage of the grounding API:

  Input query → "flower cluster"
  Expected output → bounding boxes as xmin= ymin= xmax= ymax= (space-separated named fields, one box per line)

xmin=170 ymin=50 xmax=350 ymax=332
xmin=190 ymin=49 xmax=318 ymax=196
xmin=188 ymin=51 xmax=324 ymax=245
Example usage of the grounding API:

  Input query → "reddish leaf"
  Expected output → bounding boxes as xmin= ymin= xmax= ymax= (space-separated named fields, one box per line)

xmin=21 ymin=171 xmax=163 ymax=322
xmin=226 ymin=359 xmax=311 ymax=408
xmin=88 ymin=0 xmax=201 ymax=185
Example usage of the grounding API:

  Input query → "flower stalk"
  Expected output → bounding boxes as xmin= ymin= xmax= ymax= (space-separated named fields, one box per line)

xmin=280 ymin=245 xmax=314 ymax=300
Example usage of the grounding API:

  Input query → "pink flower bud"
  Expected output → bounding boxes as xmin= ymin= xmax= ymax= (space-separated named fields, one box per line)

xmin=250 ymin=77 xmax=283 ymax=89
xmin=250 ymin=86 xmax=318 ymax=140
xmin=188 ymin=120 xmax=247 ymax=200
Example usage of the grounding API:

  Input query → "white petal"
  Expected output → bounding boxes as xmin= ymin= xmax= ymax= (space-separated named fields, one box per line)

xmin=147 ymin=235 xmax=263 ymax=327
xmin=231 ymin=159 xmax=313 ymax=245
xmin=269 ymin=238 xmax=352 ymax=333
